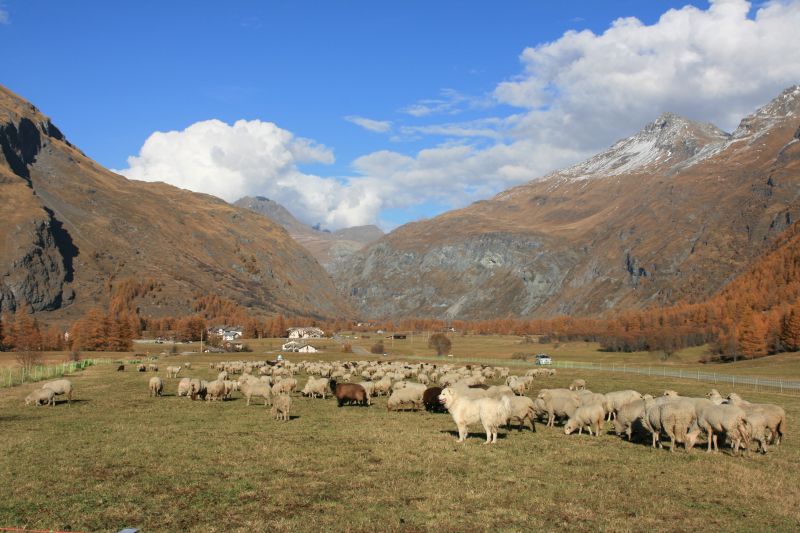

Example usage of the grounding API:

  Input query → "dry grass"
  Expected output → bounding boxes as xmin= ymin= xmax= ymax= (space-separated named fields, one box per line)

xmin=0 ymin=349 xmax=798 ymax=532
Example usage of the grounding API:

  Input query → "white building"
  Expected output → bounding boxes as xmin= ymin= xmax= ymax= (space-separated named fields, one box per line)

xmin=287 ymin=327 xmax=324 ymax=339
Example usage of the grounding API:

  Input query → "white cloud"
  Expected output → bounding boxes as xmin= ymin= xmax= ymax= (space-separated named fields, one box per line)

xmin=400 ymin=88 xmax=492 ymax=117
xmin=116 ymin=119 xmax=380 ymax=230
xmin=0 ymin=6 xmax=9 ymax=25
xmin=344 ymin=115 xmax=392 ymax=133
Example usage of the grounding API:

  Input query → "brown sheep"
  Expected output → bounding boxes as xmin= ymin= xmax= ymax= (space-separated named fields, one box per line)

xmin=330 ymin=379 xmax=368 ymax=407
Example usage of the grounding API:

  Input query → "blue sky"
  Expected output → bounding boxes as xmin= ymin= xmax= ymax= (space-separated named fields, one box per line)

xmin=2 ymin=1 xmax=798 ymax=229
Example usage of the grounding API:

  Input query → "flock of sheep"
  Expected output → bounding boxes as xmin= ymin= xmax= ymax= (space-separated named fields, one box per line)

xmin=24 ymin=358 xmax=788 ymax=455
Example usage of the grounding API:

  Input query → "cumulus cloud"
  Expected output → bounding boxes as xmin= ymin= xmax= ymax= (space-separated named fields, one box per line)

xmin=119 ymin=1 xmax=800 ymax=231
xmin=117 ymin=119 xmax=380 ymax=229
xmin=344 ymin=115 xmax=392 ymax=133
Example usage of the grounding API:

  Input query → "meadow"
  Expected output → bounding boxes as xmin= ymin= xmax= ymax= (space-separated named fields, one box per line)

xmin=0 ymin=338 xmax=798 ymax=532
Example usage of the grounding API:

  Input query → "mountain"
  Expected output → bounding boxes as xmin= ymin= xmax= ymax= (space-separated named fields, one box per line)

xmin=0 ymin=85 xmax=353 ymax=322
xmin=334 ymin=86 xmax=800 ymax=319
xmin=234 ymin=196 xmax=383 ymax=270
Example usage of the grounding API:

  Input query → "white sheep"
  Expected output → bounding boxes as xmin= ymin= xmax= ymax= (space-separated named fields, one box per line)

xmin=25 ymin=388 xmax=55 ymax=407
xmin=149 ymin=377 xmax=164 ymax=397
xmin=41 ymin=379 xmax=73 ymax=404
xmin=205 ymin=380 xmax=227 ymax=401
xmin=564 ymin=402 xmax=604 ymax=436
xmin=166 ymin=366 xmax=182 ymax=378
xmin=603 ymin=390 xmax=643 ymax=421
xmin=439 ymin=387 xmax=512 ymax=444
xmin=658 ymin=399 xmax=699 ymax=452
xmin=726 ymin=393 xmax=786 ymax=446
xmin=177 ymin=377 xmax=192 ymax=397
xmin=272 ymin=378 xmax=298 ymax=396
xmin=242 ymin=381 xmax=272 ymax=406
xmin=271 ymin=394 xmax=292 ymax=421
xmin=537 ymin=389 xmax=580 ymax=427
xmin=503 ymin=395 xmax=537 ymax=431
xmin=569 ymin=379 xmax=586 ymax=391
xmin=695 ymin=403 xmax=748 ymax=454
xmin=387 ymin=387 xmax=424 ymax=411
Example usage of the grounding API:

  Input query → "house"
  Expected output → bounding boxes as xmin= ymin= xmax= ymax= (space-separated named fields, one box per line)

xmin=281 ymin=340 xmax=318 ymax=353
xmin=287 ymin=327 xmax=324 ymax=339
xmin=207 ymin=325 xmax=243 ymax=341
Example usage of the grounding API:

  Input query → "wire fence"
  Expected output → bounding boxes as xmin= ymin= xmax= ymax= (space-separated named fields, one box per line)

xmin=400 ymin=355 xmax=800 ymax=394
xmin=0 ymin=360 xmax=95 ymax=389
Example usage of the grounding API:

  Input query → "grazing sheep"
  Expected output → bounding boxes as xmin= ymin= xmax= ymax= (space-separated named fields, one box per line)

xmin=272 ymin=378 xmax=298 ymax=396
xmin=184 ymin=362 xmax=192 ymax=369
xmin=177 ymin=377 xmax=192 ymax=397
xmin=116 ymin=365 xmax=125 ymax=372
xmin=726 ymin=393 xmax=786 ymax=446
xmin=330 ymin=380 xmax=369 ymax=407
xmin=242 ymin=381 xmax=272 ymax=406
xmin=603 ymin=390 xmax=643 ymax=421
xmin=189 ymin=379 xmax=208 ymax=401
xmin=372 ymin=377 xmax=392 ymax=397
xmin=564 ymin=402 xmax=604 ymax=436
xmin=137 ymin=364 xmax=146 ymax=372
xmin=166 ymin=366 xmax=182 ymax=378
xmin=569 ymin=379 xmax=586 ymax=391
xmin=658 ymin=399 xmax=699 ymax=452
xmin=506 ymin=377 xmax=527 ymax=396
xmin=358 ymin=382 xmax=375 ymax=405
xmin=271 ymin=394 xmax=292 ymax=421
xmin=537 ymin=389 xmax=579 ymax=427
xmin=695 ymin=403 xmax=748 ymax=454
xmin=148 ymin=377 xmax=164 ymax=397
xmin=148 ymin=364 xmax=159 ymax=372
xmin=439 ymin=387 xmax=512 ymax=444
xmin=387 ymin=387 xmax=424 ymax=411
xmin=223 ymin=380 xmax=239 ymax=399
xmin=302 ymin=377 xmax=331 ymax=399
xmin=423 ymin=386 xmax=446 ymax=413
xmin=217 ymin=371 xmax=229 ymax=381
xmin=205 ymin=380 xmax=227 ymax=401
xmin=743 ymin=410 xmax=771 ymax=454
xmin=612 ymin=399 xmax=648 ymax=441
xmin=504 ymin=395 xmax=537 ymax=432
xmin=41 ymin=379 xmax=73 ymax=404
xmin=485 ymin=385 xmax=515 ymax=399
xmin=25 ymin=388 xmax=55 ymax=407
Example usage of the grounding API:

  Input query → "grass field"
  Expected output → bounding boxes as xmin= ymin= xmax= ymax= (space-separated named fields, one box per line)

xmin=0 ymin=348 xmax=798 ymax=532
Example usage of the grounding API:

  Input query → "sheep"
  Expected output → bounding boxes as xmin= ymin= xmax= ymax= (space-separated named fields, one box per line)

xmin=217 ymin=371 xmax=229 ymax=381
xmin=612 ymin=399 xmax=648 ymax=441
xmin=205 ymin=380 xmax=227 ymax=401
xmin=569 ymin=379 xmax=586 ymax=391
xmin=387 ymin=387 xmax=424 ymax=411
xmin=116 ymin=365 xmax=125 ymax=371
xmin=41 ymin=379 xmax=73 ymax=404
xmin=743 ymin=410 xmax=771 ymax=454
xmin=485 ymin=385 xmax=515 ymax=399
xmin=149 ymin=377 xmax=164 ymax=397
xmin=177 ymin=377 xmax=192 ymax=397
xmin=504 ymin=395 xmax=537 ymax=432
xmin=603 ymin=390 xmax=643 ymax=421
xmin=358 ymin=382 xmax=375 ymax=405
xmin=242 ymin=381 xmax=272 ymax=406
xmin=726 ymin=393 xmax=786 ymax=446
xmin=272 ymin=378 xmax=298 ymax=396
xmin=537 ymin=389 xmax=579 ymax=427
xmin=438 ymin=387 xmax=512 ymax=444
xmin=302 ymin=377 xmax=331 ymax=399
xmin=423 ymin=386 xmax=446 ymax=412
xmin=184 ymin=362 xmax=192 ymax=369
xmin=271 ymin=394 xmax=292 ymax=421
xmin=372 ymin=377 xmax=392 ymax=397
xmin=564 ymin=402 xmax=604 ymax=436
xmin=658 ymin=399 xmax=699 ymax=452
xmin=695 ymin=403 xmax=748 ymax=454
xmin=330 ymin=380 xmax=369 ymax=407
xmin=25 ymin=388 xmax=55 ymax=407
xmin=166 ymin=366 xmax=182 ymax=378
xmin=148 ymin=363 xmax=159 ymax=372
xmin=137 ymin=364 xmax=146 ymax=372
xmin=188 ymin=379 xmax=207 ymax=400
xmin=576 ymin=390 xmax=606 ymax=409
xmin=705 ymin=389 xmax=726 ymax=405
xmin=223 ymin=380 xmax=239 ymax=399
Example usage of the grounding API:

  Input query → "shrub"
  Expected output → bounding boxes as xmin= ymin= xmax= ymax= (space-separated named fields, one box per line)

xmin=16 ymin=350 xmax=43 ymax=371
xmin=341 ymin=343 xmax=353 ymax=353
xmin=370 ymin=340 xmax=385 ymax=354
xmin=538 ymin=335 xmax=551 ymax=344
xmin=428 ymin=333 xmax=452 ymax=356
xmin=511 ymin=352 xmax=531 ymax=361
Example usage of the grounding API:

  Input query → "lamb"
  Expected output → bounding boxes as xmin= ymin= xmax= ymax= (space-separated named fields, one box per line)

xmin=423 ymin=386 xmax=446 ymax=413
xmin=387 ymin=387 xmax=424 ymax=411
xmin=41 ymin=379 xmax=73 ymax=404
xmin=564 ymin=402 xmax=604 ymax=436
xmin=439 ymin=387 xmax=512 ymax=444
xmin=330 ymin=380 xmax=369 ymax=407
xmin=25 ymin=388 xmax=55 ymax=407
xmin=205 ymin=380 xmax=227 ymax=401
xmin=569 ymin=379 xmax=586 ymax=391
xmin=504 ymin=395 xmax=537 ymax=432
xmin=149 ymin=377 xmax=164 ymax=397
xmin=166 ymin=366 xmax=182 ymax=378
xmin=695 ymin=403 xmax=748 ymax=454
xmin=726 ymin=393 xmax=786 ymax=446
xmin=242 ymin=381 xmax=272 ymax=406
xmin=271 ymin=394 xmax=292 ymax=421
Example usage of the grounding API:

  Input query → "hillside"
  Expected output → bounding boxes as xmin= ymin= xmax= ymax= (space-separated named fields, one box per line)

xmin=335 ymin=86 xmax=800 ymax=319
xmin=0 ymin=85 xmax=353 ymax=322
xmin=235 ymin=195 xmax=383 ymax=270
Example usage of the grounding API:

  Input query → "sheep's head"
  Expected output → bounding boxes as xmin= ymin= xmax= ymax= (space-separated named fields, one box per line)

xmin=564 ymin=420 xmax=577 ymax=435
xmin=663 ymin=390 xmax=679 ymax=398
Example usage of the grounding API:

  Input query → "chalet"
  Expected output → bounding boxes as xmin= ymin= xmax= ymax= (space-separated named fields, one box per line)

xmin=281 ymin=340 xmax=318 ymax=353
xmin=287 ymin=327 xmax=324 ymax=339
xmin=208 ymin=325 xmax=244 ymax=341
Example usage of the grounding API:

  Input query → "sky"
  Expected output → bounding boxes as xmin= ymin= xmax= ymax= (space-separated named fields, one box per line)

xmin=1 ymin=0 xmax=800 ymax=230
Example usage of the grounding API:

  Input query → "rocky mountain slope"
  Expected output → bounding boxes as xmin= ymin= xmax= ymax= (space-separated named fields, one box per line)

xmin=235 ymin=196 xmax=383 ymax=270
xmin=0 ymin=85 xmax=353 ymax=321
xmin=335 ymin=86 xmax=800 ymax=319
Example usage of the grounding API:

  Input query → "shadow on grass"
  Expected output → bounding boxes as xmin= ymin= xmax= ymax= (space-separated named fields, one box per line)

xmin=60 ymin=399 xmax=89 ymax=405
xmin=440 ymin=429 xmax=509 ymax=440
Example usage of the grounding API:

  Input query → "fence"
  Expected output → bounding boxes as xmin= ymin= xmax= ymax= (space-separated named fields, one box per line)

xmin=0 ymin=360 xmax=95 ymax=389
xmin=400 ymin=355 xmax=800 ymax=394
